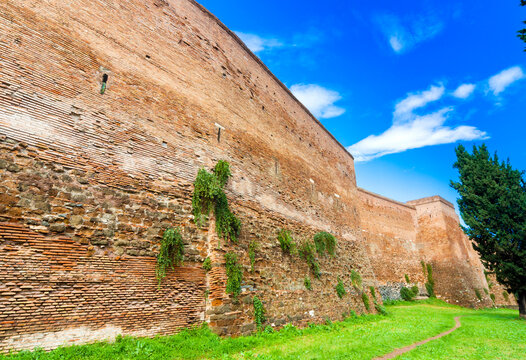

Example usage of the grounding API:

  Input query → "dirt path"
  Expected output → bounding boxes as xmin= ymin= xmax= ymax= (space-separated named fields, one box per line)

xmin=373 ymin=316 xmax=463 ymax=359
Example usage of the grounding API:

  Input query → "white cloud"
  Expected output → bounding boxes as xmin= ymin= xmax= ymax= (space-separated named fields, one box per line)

xmin=488 ymin=66 xmax=525 ymax=95
xmin=453 ymin=83 xmax=476 ymax=99
xmin=394 ymin=85 xmax=444 ymax=118
xmin=376 ymin=14 xmax=444 ymax=54
xmin=235 ymin=31 xmax=283 ymax=54
xmin=348 ymin=85 xmax=488 ymax=162
xmin=290 ymin=84 xmax=345 ymax=119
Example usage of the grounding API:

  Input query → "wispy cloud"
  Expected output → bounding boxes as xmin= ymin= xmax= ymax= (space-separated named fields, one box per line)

xmin=488 ymin=66 xmax=525 ymax=95
xmin=290 ymin=84 xmax=345 ymax=119
xmin=375 ymin=13 xmax=444 ymax=54
xmin=452 ymin=83 xmax=476 ymax=99
xmin=235 ymin=32 xmax=283 ymax=54
xmin=394 ymin=85 xmax=445 ymax=118
xmin=348 ymin=85 xmax=487 ymax=162
xmin=235 ymin=29 xmax=323 ymax=55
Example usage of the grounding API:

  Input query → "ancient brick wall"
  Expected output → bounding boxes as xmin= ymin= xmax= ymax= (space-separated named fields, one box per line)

xmin=0 ymin=0 xmax=376 ymax=352
xmin=0 ymin=0 xmax=514 ymax=353
xmin=359 ymin=190 xmax=516 ymax=308
xmin=357 ymin=189 xmax=425 ymax=299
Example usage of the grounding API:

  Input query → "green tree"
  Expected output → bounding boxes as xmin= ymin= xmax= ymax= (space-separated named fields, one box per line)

xmin=451 ymin=144 xmax=526 ymax=319
xmin=520 ymin=1 xmax=526 ymax=50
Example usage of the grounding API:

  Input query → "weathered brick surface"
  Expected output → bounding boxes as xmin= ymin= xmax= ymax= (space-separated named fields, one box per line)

xmin=360 ymin=189 xmax=516 ymax=308
xmin=0 ymin=0 xmax=514 ymax=353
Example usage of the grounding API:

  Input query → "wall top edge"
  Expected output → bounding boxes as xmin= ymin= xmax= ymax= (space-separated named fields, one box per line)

xmin=406 ymin=195 xmax=455 ymax=209
xmin=357 ymin=187 xmax=416 ymax=210
xmin=188 ymin=0 xmax=354 ymax=161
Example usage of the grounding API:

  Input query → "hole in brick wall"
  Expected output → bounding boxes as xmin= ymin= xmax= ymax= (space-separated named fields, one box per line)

xmin=214 ymin=123 xmax=225 ymax=143
xmin=146 ymin=54 xmax=151 ymax=59
xmin=100 ymin=74 xmax=109 ymax=94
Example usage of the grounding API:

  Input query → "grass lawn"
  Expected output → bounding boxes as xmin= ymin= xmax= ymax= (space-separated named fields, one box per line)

xmin=2 ymin=299 xmax=524 ymax=359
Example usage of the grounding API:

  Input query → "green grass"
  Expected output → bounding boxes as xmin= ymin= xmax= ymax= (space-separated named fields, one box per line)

xmin=2 ymin=299 xmax=524 ymax=360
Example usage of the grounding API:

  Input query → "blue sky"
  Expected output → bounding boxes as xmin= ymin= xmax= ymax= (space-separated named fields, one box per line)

xmin=199 ymin=0 xmax=526 ymax=207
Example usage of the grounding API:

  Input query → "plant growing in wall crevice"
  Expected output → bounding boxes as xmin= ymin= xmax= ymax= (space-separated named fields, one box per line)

xmin=253 ymin=295 xmax=266 ymax=330
xmin=277 ymin=229 xmax=295 ymax=255
xmin=350 ymin=270 xmax=363 ymax=290
xmin=225 ymin=252 xmax=243 ymax=300
xmin=313 ymin=231 xmax=337 ymax=256
xmin=304 ymin=276 xmax=312 ymax=290
xmin=335 ymin=277 xmax=346 ymax=299
xmin=362 ymin=292 xmax=371 ymax=311
xmin=369 ymin=286 xmax=377 ymax=302
xmin=192 ymin=160 xmax=241 ymax=242
xmin=202 ymin=257 xmax=212 ymax=272
xmin=298 ymin=241 xmax=320 ymax=278
xmin=156 ymin=227 xmax=185 ymax=286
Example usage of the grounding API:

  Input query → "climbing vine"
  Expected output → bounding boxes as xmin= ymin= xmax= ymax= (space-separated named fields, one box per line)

xmin=156 ymin=227 xmax=184 ymax=286
xmin=225 ymin=252 xmax=243 ymax=300
xmin=298 ymin=241 xmax=320 ymax=278
xmin=313 ymin=231 xmax=337 ymax=256
xmin=253 ymin=295 xmax=266 ymax=330
xmin=192 ymin=160 xmax=241 ymax=242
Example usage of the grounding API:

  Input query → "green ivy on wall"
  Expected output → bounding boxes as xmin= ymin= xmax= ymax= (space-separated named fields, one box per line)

xmin=192 ymin=160 xmax=241 ymax=242
xmin=156 ymin=227 xmax=184 ymax=286
xmin=313 ymin=231 xmax=337 ymax=256
xmin=225 ymin=252 xmax=243 ymax=300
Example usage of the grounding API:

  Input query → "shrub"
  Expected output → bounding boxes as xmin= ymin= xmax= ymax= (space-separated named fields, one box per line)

xmin=248 ymin=240 xmax=257 ymax=272
xmin=298 ymin=241 xmax=320 ymax=278
xmin=400 ymin=287 xmax=416 ymax=301
xmin=483 ymin=288 xmax=489 ymax=295
xmin=202 ymin=257 xmax=212 ymax=272
xmin=304 ymin=276 xmax=312 ymax=290
xmin=253 ymin=295 xmax=266 ymax=330
xmin=225 ymin=252 xmax=242 ymax=300
xmin=336 ymin=277 xmax=346 ymax=299
xmin=156 ymin=227 xmax=184 ymax=286
xmin=490 ymin=293 xmax=496 ymax=303
xmin=425 ymin=263 xmax=435 ymax=298
xmin=192 ymin=161 xmax=241 ymax=242
xmin=369 ymin=286 xmax=377 ymax=302
xmin=404 ymin=274 xmax=410 ymax=283
xmin=350 ymin=270 xmax=362 ymax=290
xmin=425 ymin=282 xmax=435 ymax=298
xmin=263 ymin=325 xmax=274 ymax=334
xmin=421 ymin=260 xmax=426 ymax=274
xmin=475 ymin=288 xmax=482 ymax=301
xmin=503 ymin=291 xmax=510 ymax=302
xmin=362 ymin=292 xmax=371 ymax=311
xmin=313 ymin=231 xmax=337 ymax=256
xmin=277 ymin=229 xmax=295 ymax=254
xmin=375 ymin=303 xmax=388 ymax=316
xmin=411 ymin=285 xmax=419 ymax=297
